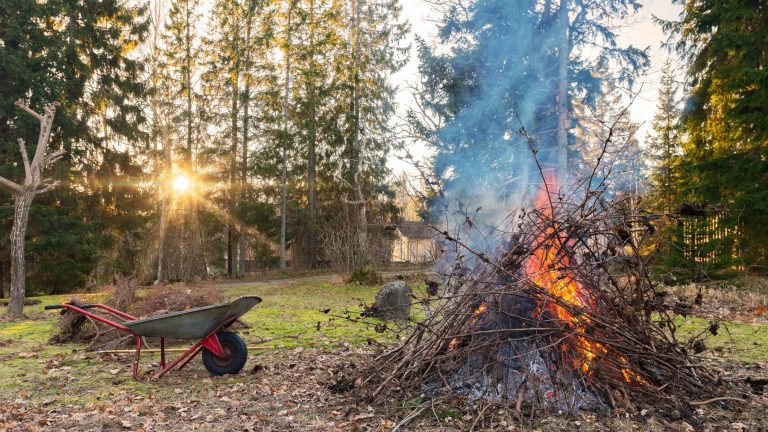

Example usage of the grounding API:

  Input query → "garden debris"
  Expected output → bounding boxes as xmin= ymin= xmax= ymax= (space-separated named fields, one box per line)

xmin=49 ymin=276 xmax=228 ymax=350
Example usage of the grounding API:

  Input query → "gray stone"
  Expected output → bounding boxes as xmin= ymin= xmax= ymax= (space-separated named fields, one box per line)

xmin=372 ymin=281 xmax=412 ymax=320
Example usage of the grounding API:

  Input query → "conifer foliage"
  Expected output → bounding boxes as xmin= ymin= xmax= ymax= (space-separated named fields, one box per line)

xmin=663 ymin=0 xmax=768 ymax=271
xmin=0 ymin=0 xmax=407 ymax=313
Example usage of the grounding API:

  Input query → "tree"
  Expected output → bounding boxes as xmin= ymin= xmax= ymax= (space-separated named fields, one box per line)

xmin=646 ymin=60 xmax=682 ymax=211
xmin=335 ymin=0 xmax=407 ymax=267
xmin=572 ymin=75 xmax=645 ymax=196
xmin=1 ymin=0 xmax=148 ymax=298
xmin=662 ymin=0 xmax=768 ymax=270
xmin=413 ymin=0 xmax=647 ymax=232
xmin=278 ymin=0 xmax=294 ymax=272
xmin=0 ymin=102 xmax=63 ymax=318
xmin=160 ymin=0 xmax=207 ymax=280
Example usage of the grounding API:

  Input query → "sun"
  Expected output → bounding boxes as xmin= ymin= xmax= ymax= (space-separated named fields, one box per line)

xmin=171 ymin=174 xmax=192 ymax=194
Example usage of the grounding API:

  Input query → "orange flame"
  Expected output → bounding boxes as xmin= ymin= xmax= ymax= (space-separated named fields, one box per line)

xmin=524 ymin=172 xmax=642 ymax=384
xmin=448 ymin=302 xmax=489 ymax=351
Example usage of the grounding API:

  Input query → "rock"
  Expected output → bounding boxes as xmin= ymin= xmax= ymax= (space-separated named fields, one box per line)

xmin=662 ymin=272 xmax=677 ymax=286
xmin=424 ymin=271 xmax=441 ymax=296
xmin=370 ymin=281 xmax=412 ymax=320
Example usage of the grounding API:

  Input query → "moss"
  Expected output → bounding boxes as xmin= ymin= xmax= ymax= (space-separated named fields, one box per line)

xmin=675 ymin=316 xmax=768 ymax=362
xmin=2 ymin=275 xmax=763 ymax=412
xmin=346 ymin=267 xmax=383 ymax=286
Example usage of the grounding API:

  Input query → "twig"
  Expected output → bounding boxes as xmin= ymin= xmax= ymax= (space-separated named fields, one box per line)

xmin=392 ymin=401 xmax=429 ymax=432
xmin=689 ymin=397 xmax=748 ymax=406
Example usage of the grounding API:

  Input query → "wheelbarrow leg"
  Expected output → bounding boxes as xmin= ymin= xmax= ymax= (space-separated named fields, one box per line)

xmin=177 ymin=333 xmax=224 ymax=371
xmin=160 ymin=338 xmax=166 ymax=368
xmin=151 ymin=333 xmax=223 ymax=379
xmin=132 ymin=336 xmax=143 ymax=381
xmin=177 ymin=346 xmax=203 ymax=371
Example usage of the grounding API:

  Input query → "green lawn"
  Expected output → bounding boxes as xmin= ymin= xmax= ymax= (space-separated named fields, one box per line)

xmin=675 ymin=316 xmax=768 ymax=362
xmin=0 ymin=276 xmax=765 ymax=413
xmin=0 ymin=276 xmax=400 ymax=406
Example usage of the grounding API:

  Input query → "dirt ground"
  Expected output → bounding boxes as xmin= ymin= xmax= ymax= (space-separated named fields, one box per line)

xmin=1 ymin=274 xmax=767 ymax=431
xmin=0 ymin=346 xmax=766 ymax=431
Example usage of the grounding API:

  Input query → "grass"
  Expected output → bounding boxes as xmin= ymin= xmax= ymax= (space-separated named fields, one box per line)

xmin=675 ymin=316 xmax=768 ymax=362
xmin=226 ymin=278 xmax=400 ymax=348
xmin=0 ymin=276 xmax=398 ymax=408
xmin=0 ymin=275 xmax=765 ymax=413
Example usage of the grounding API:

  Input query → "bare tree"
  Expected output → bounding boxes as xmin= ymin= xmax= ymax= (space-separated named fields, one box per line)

xmin=0 ymin=101 xmax=64 ymax=318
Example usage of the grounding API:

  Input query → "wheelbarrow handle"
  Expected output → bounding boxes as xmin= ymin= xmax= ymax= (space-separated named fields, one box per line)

xmin=44 ymin=303 xmax=97 ymax=310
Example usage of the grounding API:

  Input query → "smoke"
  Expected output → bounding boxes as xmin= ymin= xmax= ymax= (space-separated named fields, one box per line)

xmin=426 ymin=0 xmax=568 ymax=256
xmin=422 ymin=0 xmax=648 ymax=259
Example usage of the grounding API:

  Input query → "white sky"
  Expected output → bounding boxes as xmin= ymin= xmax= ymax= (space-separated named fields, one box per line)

xmin=388 ymin=0 xmax=683 ymax=176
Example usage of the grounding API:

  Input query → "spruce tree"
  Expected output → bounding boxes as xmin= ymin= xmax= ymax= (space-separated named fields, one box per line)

xmin=646 ymin=60 xmax=682 ymax=212
xmin=663 ymin=0 xmax=768 ymax=270
xmin=416 ymin=0 xmax=648 ymax=207
xmin=0 ymin=0 xmax=148 ymax=306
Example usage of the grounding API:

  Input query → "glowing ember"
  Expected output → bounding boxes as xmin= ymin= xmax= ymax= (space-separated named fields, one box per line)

xmin=448 ymin=303 xmax=489 ymax=351
xmin=524 ymin=172 xmax=641 ymax=384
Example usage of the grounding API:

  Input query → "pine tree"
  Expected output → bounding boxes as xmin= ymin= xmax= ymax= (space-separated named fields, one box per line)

xmin=572 ymin=76 xmax=645 ymax=196
xmin=160 ymin=0 xmax=207 ymax=280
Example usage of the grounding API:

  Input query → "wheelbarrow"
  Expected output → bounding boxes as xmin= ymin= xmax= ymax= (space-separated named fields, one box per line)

xmin=44 ymin=296 xmax=262 ymax=380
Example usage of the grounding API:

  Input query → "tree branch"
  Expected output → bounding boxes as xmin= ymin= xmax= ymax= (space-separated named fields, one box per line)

xmin=14 ymin=100 xmax=43 ymax=122
xmin=0 ymin=176 xmax=23 ymax=193
xmin=17 ymin=139 xmax=31 ymax=175
xmin=35 ymin=180 xmax=60 ymax=195
xmin=44 ymin=149 xmax=66 ymax=168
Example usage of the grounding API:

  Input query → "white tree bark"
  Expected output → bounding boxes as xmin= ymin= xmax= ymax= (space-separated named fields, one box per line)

xmin=1 ymin=101 xmax=63 ymax=318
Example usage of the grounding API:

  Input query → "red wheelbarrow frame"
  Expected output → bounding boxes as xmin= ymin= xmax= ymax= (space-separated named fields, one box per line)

xmin=46 ymin=303 xmax=231 ymax=381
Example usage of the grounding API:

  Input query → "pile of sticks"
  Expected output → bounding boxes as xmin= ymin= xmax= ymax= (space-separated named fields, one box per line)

xmin=368 ymin=172 xmax=731 ymax=413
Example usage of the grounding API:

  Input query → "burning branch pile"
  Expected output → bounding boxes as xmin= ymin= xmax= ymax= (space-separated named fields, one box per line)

xmin=369 ymin=171 xmax=730 ymax=414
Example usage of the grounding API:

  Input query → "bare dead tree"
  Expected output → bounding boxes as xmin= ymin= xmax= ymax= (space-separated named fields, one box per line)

xmin=0 ymin=100 xmax=64 ymax=318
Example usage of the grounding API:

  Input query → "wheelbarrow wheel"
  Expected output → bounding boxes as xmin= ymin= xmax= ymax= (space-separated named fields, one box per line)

xmin=202 ymin=331 xmax=247 ymax=375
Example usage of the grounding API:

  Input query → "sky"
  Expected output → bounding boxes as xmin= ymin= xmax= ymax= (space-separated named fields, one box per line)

xmin=388 ymin=0 xmax=684 ymax=176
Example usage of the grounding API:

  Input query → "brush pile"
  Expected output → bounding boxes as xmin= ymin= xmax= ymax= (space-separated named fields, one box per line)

xmin=50 ymin=276 xmax=224 ymax=350
xmin=368 ymin=173 xmax=736 ymax=415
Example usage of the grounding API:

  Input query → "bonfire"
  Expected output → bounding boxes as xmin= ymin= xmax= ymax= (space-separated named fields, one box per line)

xmin=368 ymin=164 xmax=734 ymax=416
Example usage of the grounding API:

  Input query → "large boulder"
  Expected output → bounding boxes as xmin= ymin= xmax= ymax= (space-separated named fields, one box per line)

xmin=369 ymin=281 xmax=412 ymax=320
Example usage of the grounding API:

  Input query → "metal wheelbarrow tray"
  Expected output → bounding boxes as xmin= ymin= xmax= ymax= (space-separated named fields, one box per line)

xmin=45 ymin=296 xmax=262 ymax=380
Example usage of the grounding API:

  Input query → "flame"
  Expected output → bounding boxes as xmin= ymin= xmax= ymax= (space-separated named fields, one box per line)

xmin=448 ymin=302 xmax=489 ymax=351
xmin=524 ymin=172 xmax=642 ymax=384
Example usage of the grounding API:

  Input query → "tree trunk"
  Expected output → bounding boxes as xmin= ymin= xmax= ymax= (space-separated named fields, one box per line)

xmin=228 ymin=39 xmax=240 ymax=278
xmin=8 ymin=190 xmax=34 ymax=318
xmin=240 ymin=0 xmax=255 ymax=277
xmin=2 ymin=101 xmax=61 ymax=318
xmin=351 ymin=0 xmax=367 ymax=249
xmin=279 ymin=2 xmax=293 ymax=272
xmin=306 ymin=0 xmax=317 ymax=268
xmin=181 ymin=0 xmax=202 ymax=282
xmin=556 ymin=0 xmax=570 ymax=185
xmin=156 ymin=125 xmax=171 ymax=283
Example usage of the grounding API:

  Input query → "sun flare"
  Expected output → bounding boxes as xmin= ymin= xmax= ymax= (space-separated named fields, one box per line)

xmin=171 ymin=174 xmax=192 ymax=194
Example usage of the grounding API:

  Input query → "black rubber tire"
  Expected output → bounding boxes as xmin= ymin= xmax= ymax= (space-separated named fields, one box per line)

xmin=202 ymin=331 xmax=248 ymax=376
